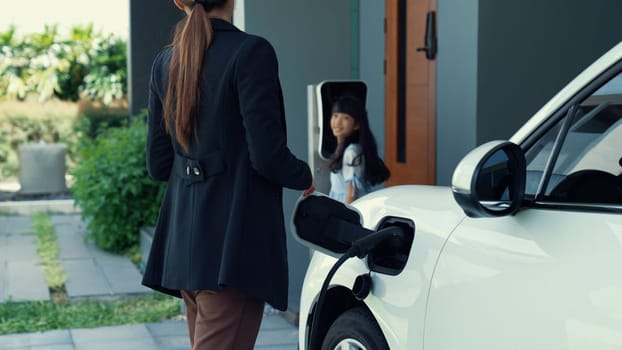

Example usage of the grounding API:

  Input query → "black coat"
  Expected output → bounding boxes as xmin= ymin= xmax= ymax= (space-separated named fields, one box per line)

xmin=142 ymin=19 xmax=312 ymax=311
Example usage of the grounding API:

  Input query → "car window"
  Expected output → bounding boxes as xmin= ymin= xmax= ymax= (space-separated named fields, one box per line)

xmin=524 ymin=70 xmax=622 ymax=205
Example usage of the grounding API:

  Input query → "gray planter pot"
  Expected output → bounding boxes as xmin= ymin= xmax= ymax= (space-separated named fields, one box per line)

xmin=18 ymin=143 xmax=67 ymax=194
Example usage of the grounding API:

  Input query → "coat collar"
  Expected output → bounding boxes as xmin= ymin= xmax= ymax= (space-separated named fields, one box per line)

xmin=210 ymin=18 xmax=241 ymax=32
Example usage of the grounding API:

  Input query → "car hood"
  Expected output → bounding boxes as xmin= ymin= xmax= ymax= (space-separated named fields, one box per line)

xmin=353 ymin=185 xmax=467 ymax=237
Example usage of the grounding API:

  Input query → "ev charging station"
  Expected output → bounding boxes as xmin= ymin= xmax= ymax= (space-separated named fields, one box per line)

xmin=306 ymin=80 xmax=368 ymax=195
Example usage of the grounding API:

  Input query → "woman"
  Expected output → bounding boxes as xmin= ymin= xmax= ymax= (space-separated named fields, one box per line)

xmin=142 ymin=0 xmax=314 ymax=348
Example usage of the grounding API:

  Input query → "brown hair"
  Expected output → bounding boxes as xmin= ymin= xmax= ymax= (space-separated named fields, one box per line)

xmin=328 ymin=96 xmax=391 ymax=186
xmin=164 ymin=2 xmax=214 ymax=152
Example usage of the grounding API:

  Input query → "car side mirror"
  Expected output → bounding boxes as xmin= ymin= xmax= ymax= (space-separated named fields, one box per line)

xmin=452 ymin=140 xmax=526 ymax=218
xmin=291 ymin=193 xmax=372 ymax=257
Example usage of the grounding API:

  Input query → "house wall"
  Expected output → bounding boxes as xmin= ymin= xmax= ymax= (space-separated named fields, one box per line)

xmin=477 ymin=0 xmax=622 ymax=145
xmin=435 ymin=0 xmax=479 ymax=185
xmin=359 ymin=0 xmax=386 ymax=158
xmin=243 ymin=0 xmax=352 ymax=312
xmin=434 ymin=0 xmax=622 ymax=185
xmin=128 ymin=0 xmax=181 ymax=116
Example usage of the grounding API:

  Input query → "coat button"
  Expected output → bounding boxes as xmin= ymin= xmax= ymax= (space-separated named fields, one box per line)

xmin=193 ymin=167 xmax=201 ymax=176
xmin=186 ymin=165 xmax=191 ymax=176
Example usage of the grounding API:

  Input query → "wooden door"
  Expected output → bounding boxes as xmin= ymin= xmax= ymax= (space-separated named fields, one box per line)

xmin=385 ymin=0 xmax=437 ymax=185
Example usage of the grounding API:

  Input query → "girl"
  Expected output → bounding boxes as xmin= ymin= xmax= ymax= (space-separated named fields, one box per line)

xmin=328 ymin=95 xmax=390 ymax=204
xmin=142 ymin=0 xmax=314 ymax=349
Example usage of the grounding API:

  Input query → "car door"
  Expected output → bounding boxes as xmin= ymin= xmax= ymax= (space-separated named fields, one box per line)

xmin=423 ymin=64 xmax=622 ymax=349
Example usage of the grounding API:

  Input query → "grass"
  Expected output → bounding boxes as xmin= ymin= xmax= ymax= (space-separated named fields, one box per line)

xmin=31 ymin=212 xmax=66 ymax=292
xmin=0 ymin=293 xmax=181 ymax=335
xmin=0 ymin=212 xmax=182 ymax=336
xmin=124 ymin=244 xmax=143 ymax=267
xmin=0 ymin=209 xmax=14 ymax=216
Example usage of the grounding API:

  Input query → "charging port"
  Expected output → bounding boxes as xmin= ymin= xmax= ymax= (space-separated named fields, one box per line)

xmin=367 ymin=217 xmax=415 ymax=276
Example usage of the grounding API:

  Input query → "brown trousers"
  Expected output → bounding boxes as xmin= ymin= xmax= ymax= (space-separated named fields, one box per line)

xmin=181 ymin=288 xmax=265 ymax=350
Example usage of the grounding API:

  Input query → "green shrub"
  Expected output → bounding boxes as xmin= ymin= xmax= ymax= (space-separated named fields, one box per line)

xmin=75 ymin=99 xmax=129 ymax=139
xmin=71 ymin=114 xmax=164 ymax=253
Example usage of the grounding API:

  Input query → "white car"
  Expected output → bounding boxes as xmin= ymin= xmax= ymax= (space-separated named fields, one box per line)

xmin=292 ymin=41 xmax=622 ymax=350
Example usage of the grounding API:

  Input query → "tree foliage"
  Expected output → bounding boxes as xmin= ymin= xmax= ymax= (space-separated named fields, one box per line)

xmin=0 ymin=24 xmax=127 ymax=105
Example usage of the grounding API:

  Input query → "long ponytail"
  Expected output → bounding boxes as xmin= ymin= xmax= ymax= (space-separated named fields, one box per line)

xmin=164 ymin=2 xmax=214 ymax=153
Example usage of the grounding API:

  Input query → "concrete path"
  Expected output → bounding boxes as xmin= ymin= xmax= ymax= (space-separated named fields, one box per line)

xmin=0 ymin=214 xmax=149 ymax=302
xmin=0 ymin=315 xmax=298 ymax=349
xmin=0 ymin=213 xmax=298 ymax=349
xmin=0 ymin=215 xmax=49 ymax=302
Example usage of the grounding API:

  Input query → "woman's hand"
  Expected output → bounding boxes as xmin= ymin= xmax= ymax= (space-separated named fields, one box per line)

xmin=345 ymin=182 xmax=359 ymax=204
xmin=303 ymin=180 xmax=316 ymax=196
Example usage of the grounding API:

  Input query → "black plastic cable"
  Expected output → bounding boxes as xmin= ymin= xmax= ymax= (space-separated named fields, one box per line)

xmin=307 ymin=226 xmax=406 ymax=349
xmin=308 ymin=247 xmax=357 ymax=350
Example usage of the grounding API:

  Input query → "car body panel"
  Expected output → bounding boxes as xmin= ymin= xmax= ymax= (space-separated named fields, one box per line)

xmin=425 ymin=208 xmax=622 ymax=349
xmin=299 ymin=186 xmax=466 ymax=350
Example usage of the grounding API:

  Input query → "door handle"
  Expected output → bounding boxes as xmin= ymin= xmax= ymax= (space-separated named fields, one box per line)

xmin=416 ymin=11 xmax=437 ymax=60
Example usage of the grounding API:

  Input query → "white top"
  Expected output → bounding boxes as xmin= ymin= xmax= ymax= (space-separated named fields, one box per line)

xmin=329 ymin=144 xmax=381 ymax=203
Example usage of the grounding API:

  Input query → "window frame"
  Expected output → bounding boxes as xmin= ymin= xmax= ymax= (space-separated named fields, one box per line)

xmin=519 ymin=60 xmax=622 ymax=213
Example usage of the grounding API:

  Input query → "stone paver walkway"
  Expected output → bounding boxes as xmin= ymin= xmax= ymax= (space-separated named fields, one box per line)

xmin=0 ymin=315 xmax=298 ymax=349
xmin=0 ymin=213 xmax=298 ymax=349
xmin=0 ymin=214 xmax=149 ymax=302
xmin=0 ymin=215 xmax=48 ymax=302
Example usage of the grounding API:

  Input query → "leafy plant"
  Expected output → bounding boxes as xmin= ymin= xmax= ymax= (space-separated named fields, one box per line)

xmin=53 ymin=25 xmax=93 ymax=102
xmin=0 ymin=25 xmax=16 ymax=46
xmin=0 ymin=24 xmax=127 ymax=104
xmin=0 ymin=293 xmax=180 ymax=335
xmin=70 ymin=114 xmax=164 ymax=253
xmin=82 ymin=34 xmax=127 ymax=104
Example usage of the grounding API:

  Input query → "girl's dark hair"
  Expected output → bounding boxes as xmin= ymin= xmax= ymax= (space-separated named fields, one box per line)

xmin=164 ymin=0 xmax=227 ymax=152
xmin=328 ymin=96 xmax=390 ymax=186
